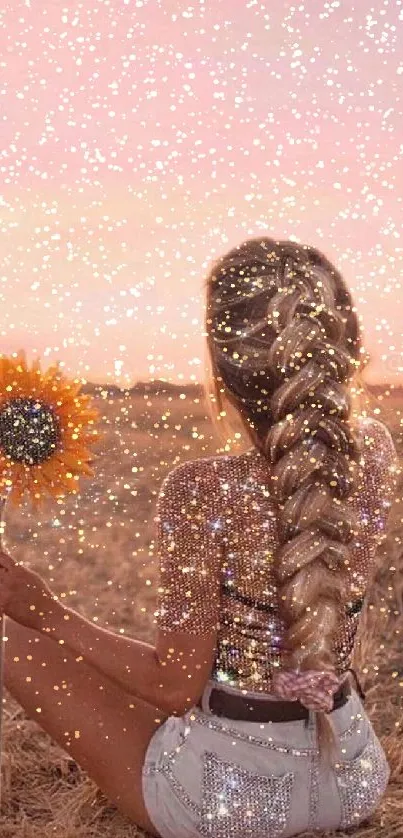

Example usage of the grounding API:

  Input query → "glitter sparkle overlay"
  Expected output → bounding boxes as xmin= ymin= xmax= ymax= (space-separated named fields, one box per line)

xmin=1 ymin=1 xmax=402 ymax=386
xmin=0 ymin=2 xmax=402 ymax=834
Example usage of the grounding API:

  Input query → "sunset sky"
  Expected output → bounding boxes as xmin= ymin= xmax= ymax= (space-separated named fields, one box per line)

xmin=2 ymin=0 xmax=403 ymax=385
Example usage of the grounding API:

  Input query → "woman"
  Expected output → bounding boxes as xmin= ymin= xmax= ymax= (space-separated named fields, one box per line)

xmin=0 ymin=237 xmax=398 ymax=838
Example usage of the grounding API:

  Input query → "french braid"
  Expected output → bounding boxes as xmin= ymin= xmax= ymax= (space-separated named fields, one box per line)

xmin=205 ymin=238 xmax=366 ymax=759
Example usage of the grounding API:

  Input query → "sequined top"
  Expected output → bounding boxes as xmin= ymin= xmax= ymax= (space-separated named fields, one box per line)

xmin=155 ymin=416 xmax=398 ymax=696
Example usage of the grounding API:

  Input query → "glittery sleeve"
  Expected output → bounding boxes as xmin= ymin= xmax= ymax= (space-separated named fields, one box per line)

xmin=155 ymin=460 xmax=224 ymax=635
xmin=347 ymin=417 xmax=399 ymax=588
xmin=357 ymin=417 xmax=399 ymax=548
xmin=335 ymin=417 xmax=400 ymax=672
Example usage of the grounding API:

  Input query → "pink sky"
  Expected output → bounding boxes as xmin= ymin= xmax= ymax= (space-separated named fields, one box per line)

xmin=1 ymin=0 xmax=403 ymax=385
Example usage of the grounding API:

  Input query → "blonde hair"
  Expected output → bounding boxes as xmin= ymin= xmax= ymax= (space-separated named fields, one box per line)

xmin=203 ymin=237 xmax=371 ymax=760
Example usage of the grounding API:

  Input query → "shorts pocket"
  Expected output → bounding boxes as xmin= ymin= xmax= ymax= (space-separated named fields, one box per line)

xmin=335 ymin=734 xmax=390 ymax=829
xmin=198 ymin=750 xmax=295 ymax=838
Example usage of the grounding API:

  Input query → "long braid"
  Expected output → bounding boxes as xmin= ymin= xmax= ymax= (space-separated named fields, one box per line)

xmin=261 ymin=257 xmax=364 ymax=757
xmin=205 ymin=238 xmax=366 ymax=760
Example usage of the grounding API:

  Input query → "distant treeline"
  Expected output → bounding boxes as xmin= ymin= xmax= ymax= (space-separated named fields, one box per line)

xmin=82 ymin=380 xmax=401 ymax=399
xmin=82 ymin=380 xmax=203 ymax=398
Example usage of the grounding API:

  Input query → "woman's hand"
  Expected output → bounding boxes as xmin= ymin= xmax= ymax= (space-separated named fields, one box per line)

xmin=0 ymin=550 xmax=58 ymax=632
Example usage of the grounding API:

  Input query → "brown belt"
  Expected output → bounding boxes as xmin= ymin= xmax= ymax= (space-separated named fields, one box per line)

xmin=198 ymin=680 xmax=351 ymax=722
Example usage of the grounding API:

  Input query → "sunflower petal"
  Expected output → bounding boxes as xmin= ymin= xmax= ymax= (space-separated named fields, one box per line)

xmin=0 ymin=354 xmax=99 ymax=507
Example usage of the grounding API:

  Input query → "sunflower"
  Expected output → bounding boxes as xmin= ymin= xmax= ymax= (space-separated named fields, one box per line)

xmin=0 ymin=351 xmax=100 ymax=507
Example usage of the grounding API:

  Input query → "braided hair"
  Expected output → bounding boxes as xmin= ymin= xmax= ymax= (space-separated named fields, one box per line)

xmin=204 ymin=238 xmax=366 ymax=759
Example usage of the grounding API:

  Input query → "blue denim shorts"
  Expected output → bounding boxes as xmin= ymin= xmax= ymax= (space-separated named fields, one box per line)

xmin=141 ymin=687 xmax=389 ymax=838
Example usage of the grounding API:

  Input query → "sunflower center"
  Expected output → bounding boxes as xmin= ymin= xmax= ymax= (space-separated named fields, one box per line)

xmin=0 ymin=398 xmax=62 ymax=465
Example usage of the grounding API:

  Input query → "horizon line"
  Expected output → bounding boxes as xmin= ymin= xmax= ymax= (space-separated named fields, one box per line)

xmin=82 ymin=378 xmax=403 ymax=390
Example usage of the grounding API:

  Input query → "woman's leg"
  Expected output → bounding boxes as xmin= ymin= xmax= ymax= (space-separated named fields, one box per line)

xmin=3 ymin=616 xmax=167 ymax=836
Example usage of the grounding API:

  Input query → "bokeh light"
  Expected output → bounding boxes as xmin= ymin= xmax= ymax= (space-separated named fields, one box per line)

xmin=1 ymin=0 xmax=402 ymax=386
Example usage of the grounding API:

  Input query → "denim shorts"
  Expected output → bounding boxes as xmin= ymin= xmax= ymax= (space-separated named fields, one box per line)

xmin=141 ymin=686 xmax=389 ymax=838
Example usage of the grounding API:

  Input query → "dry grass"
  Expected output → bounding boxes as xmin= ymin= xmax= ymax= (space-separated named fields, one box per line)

xmin=0 ymin=386 xmax=402 ymax=837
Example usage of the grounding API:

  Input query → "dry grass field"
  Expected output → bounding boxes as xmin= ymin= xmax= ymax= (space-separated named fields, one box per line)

xmin=0 ymin=384 xmax=403 ymax=838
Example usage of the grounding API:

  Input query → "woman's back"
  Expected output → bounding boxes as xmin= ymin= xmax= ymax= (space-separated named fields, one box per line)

xmin=143 ymin=238 xmax=400 ymax=838
xmin=146 ymin=413 xmax=398 ymax=838
xmin=156 ymin=414 xmax=397 ymax=698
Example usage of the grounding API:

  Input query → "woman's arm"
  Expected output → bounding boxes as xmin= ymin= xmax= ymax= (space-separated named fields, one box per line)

xmin=47 ymin=601 xmax=179 ymax=714
xmin=50 ymin=600 xmax=164 ymax=703
xmin=49 ymin=600 xmax=217 ymax=716
xmin=1 ymin=459 xmax=221 ymax=715
xmin=34 ymin=458 xmax=222 ymax=715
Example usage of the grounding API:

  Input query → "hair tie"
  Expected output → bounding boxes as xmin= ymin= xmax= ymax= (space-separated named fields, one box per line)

xmin=272 ymin=668 xmax=342 ymax=713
